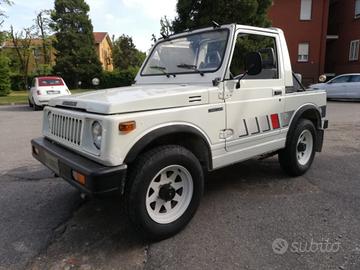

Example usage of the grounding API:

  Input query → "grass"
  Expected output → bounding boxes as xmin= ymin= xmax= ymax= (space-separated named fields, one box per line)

xmin=0 ymin=89 xmax=93 ymax=105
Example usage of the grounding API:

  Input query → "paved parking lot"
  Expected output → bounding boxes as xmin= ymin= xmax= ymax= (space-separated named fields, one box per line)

xmin=0 ymin=101 xmax=359 ymax=270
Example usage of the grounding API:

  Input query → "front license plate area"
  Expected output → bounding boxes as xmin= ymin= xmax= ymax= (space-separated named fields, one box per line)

xmin=44 ymin=151 xmax=59 ymax=175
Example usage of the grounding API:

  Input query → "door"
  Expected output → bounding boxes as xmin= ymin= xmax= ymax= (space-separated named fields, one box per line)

xmin=224 ymin=31 xmax=286 ymax=162
xmin=326 ymin=75 xmax=350 ymax=99
xmin=348 ymin=75 xmax=360 ymax=99
xmin=29 ymin=78 xmax=37 ymax=101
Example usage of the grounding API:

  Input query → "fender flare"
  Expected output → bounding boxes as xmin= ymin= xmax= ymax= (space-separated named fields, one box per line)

xmin=124 ymin=125 xmax=213 ymax=168
xmin=286 ymin=104 xmax=322 ymax=150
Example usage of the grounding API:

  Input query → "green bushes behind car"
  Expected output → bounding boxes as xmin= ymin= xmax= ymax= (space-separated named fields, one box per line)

xmin=9 ymin=67 xmax=139 ymax=91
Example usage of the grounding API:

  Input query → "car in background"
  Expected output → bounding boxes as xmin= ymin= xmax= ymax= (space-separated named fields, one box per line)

xmin=309 ymin=73 xmax=360 ymax=100
xmin=28 ymin=76 xmax=71 ymax=110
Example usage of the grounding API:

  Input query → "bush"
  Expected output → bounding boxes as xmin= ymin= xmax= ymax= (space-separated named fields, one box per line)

xmin=10 ymin=74 xmax=36 ymax=91
xmin=98 ymin=67 xmax=139 ymax=89
xmin=0 ymin=55 xmax=11 ymax=96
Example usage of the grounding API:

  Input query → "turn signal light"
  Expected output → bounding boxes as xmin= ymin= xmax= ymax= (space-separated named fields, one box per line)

xmin=72 ymin=171 xmax=86 ymax=185
xmin=119 ymin=121 xmax=136 ymax=133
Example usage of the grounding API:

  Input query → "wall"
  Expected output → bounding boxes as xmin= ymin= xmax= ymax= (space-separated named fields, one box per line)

xmin=326 ymin=0 xmax=360 ymax=74
xmin=269 ymin=0 xmax=329 ymax=85
xmin=95 ymin=37 xmax=114 ymax=72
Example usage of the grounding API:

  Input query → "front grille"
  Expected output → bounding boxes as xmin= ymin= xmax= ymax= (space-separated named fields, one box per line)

xmin=49 ymin=113 xmax=83 ymax=145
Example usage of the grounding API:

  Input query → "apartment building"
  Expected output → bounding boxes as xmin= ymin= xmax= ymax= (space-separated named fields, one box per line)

xmin=269 ymin=0 xmax=359 ymax=85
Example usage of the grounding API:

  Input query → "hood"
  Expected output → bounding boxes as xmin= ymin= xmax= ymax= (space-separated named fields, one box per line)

xmin=309 ymin=83 xmax=326 ymax=90
xmin=49 ymin=84 xmax=212 ymax=114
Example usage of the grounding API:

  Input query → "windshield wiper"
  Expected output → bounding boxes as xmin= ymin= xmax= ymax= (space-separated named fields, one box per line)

xmin=150 ymin=66 xmax=175 ymax=78
xmin=177 ymin=64 xmax=204 ymax=76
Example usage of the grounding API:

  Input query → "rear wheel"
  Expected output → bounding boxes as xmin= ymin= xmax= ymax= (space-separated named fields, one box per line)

xmin=279 ymin=119 xmax=316 ymax=176
xmin=32 ymin=98 xmax=42 ymax=111
xmin=28 ymin=98 xmax=33 ymax=108
xmin=126 ymin=145 xmax=204 ymax=241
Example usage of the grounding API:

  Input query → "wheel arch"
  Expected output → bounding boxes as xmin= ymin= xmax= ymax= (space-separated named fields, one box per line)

xmin=124 ymin=125 xmax=213 ymax=171
xmin=286 ymin=104 xmax=322 ymax=151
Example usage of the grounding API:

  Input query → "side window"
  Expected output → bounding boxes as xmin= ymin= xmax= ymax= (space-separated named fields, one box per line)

xmin=350 ymin=75 xmax=360 ymax=82
xmin=229 ymin=33 xmax=279 ymax=80
xmin=298 ymin=43 xmax=309 ymax=62
xmin=300 ymin=0 xmax=312 ymax=20
xmin=331 ymin=76 xmax=350 ymax=84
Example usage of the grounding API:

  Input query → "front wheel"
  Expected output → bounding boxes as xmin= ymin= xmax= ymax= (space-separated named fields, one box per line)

xmin=126 ymin=145 xmax=204 ymax=241
xmin=279 ymin=119 xmax=316 ymax=176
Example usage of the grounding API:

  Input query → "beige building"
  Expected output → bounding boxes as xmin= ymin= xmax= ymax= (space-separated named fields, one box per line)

xmin=93 ymin=32 xmax=114 ymax=71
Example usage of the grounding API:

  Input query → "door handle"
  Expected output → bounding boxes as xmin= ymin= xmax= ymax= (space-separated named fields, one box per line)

xmin=273 ymin=90 xmax=282 ymax=96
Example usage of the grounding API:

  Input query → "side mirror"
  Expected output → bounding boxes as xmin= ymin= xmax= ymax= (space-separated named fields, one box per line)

xmin=319 ymin=74 xmax=327 ymax=83
xmin=245 ymin=52 xmax=263 ymax=76
xmin=236 ymin=52 xmax=263 ymax=89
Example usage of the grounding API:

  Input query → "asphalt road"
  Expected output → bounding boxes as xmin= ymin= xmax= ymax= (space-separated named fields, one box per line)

xmin=0 ymin=101 xmax=359 ymax=270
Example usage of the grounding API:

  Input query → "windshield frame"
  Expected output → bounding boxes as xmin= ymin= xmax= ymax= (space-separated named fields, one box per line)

xmin=140 ymin=28 xmax=230 ymax=77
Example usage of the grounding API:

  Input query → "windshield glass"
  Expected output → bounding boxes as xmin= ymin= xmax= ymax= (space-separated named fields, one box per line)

xmin=142 ymin=29 xmax=229 ymax=76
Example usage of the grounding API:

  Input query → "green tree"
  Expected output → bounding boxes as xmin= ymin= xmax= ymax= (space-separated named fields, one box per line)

xmin=172 ymin=0 xmax=272 ymax=33
xmin=0 ymin=0 xmax=12 ymax=24
xmin=0 ymin=54 xmax=11 ymax=96
xmin=35 ymin=10 xmax=53 ymax=67
xmin=112 ymin=35 xmax=146 ymax=70
xmin=9 ymin=26 xmax=35 ymax=89
xmin=51 ymin=0 xmax=102 ymax=88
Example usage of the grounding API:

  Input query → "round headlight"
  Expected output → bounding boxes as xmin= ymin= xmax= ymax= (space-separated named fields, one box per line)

xmin=92 ymin=121 xmax=102 ymax=149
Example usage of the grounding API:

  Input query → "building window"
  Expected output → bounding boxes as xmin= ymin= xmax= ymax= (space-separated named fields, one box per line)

xmin=355 ymin=0 xmax=360 ymax=18
xmin=300 ymin=0 xmax=312 ymax=20
xmin=298 ymin=43 xmax=309 ymax=62
xmin=349 ymin=40 xmax=360 ymax=61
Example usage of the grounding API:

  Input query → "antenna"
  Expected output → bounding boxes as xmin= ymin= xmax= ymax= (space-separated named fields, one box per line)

xmin=212 ymin=21 xmax=220 ymax=28
xmin=161 ymin=33 xmax=169 ymax=39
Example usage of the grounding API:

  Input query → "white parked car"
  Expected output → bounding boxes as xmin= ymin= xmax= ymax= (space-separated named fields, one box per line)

xmin=31 ymin=24 xmax=328 ymax=240
xmin=28 ymin=76 xmax=71 ymax=110
xmin=309 ymin=73 xmax=360 ymax=100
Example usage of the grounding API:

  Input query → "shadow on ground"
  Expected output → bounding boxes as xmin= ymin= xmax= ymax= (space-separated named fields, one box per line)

xmin=29 ymin=157 xmax=293 ymax=270
xmin=0 ymin=105 xmax=34 ymax=112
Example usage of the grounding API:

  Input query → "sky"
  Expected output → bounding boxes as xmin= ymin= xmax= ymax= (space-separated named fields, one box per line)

xmin=1 ymin=0 xmax=177 ymax=52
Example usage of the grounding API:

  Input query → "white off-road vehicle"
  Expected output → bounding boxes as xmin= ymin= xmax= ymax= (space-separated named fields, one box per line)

xmin=32 ymin=24 xmax=328 ymax=240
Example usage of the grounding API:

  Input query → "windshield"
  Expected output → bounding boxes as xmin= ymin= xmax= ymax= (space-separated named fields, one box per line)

xmin=142 ymin=29 xmax=229 ymax=76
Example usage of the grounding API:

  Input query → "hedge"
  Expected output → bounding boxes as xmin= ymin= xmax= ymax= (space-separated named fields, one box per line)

xmin=0 ymin=55 xmax=11 ymax=96
xmin=98 ymin=67 xmax=139 ymax=89
xmin=10 ymin=67 xmax=139 ymax=91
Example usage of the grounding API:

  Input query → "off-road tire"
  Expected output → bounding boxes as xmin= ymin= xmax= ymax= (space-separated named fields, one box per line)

xmin=125 ymin=145 xmax=204 ymax=241
xmin=279 ymin=119 xmax=316 ymax=176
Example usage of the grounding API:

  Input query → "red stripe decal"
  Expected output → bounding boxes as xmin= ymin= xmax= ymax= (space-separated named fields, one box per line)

xmin=270 ymin=114 xmax=280 ymax=129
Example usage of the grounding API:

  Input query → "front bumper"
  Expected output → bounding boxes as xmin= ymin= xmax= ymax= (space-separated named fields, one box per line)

xmin=31 ymin=138 xmax=127 ymax=195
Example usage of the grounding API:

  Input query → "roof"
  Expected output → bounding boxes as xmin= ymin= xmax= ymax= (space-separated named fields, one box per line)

xmin=93 ymin=32 xmax=108 ymax=44
xmin=3 ymin=38 xmax=46 ymax=48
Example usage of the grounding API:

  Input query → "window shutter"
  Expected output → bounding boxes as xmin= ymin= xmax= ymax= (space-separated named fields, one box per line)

xmin=298 ymin=43 xmax=309 ymax=62
xmin=349 ymin=40 xmax=360 ymax=61
xmin=356 ymin=0 xmax=360 ymax=17
xmin=300 ymin=0 xmax=312 ymax=20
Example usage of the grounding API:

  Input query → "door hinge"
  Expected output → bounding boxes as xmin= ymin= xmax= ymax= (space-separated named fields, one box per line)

xmin=218 ymin=90 xmax=233 ymax=100
xmin=219 ymin=129 xmax=234 ymax=139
